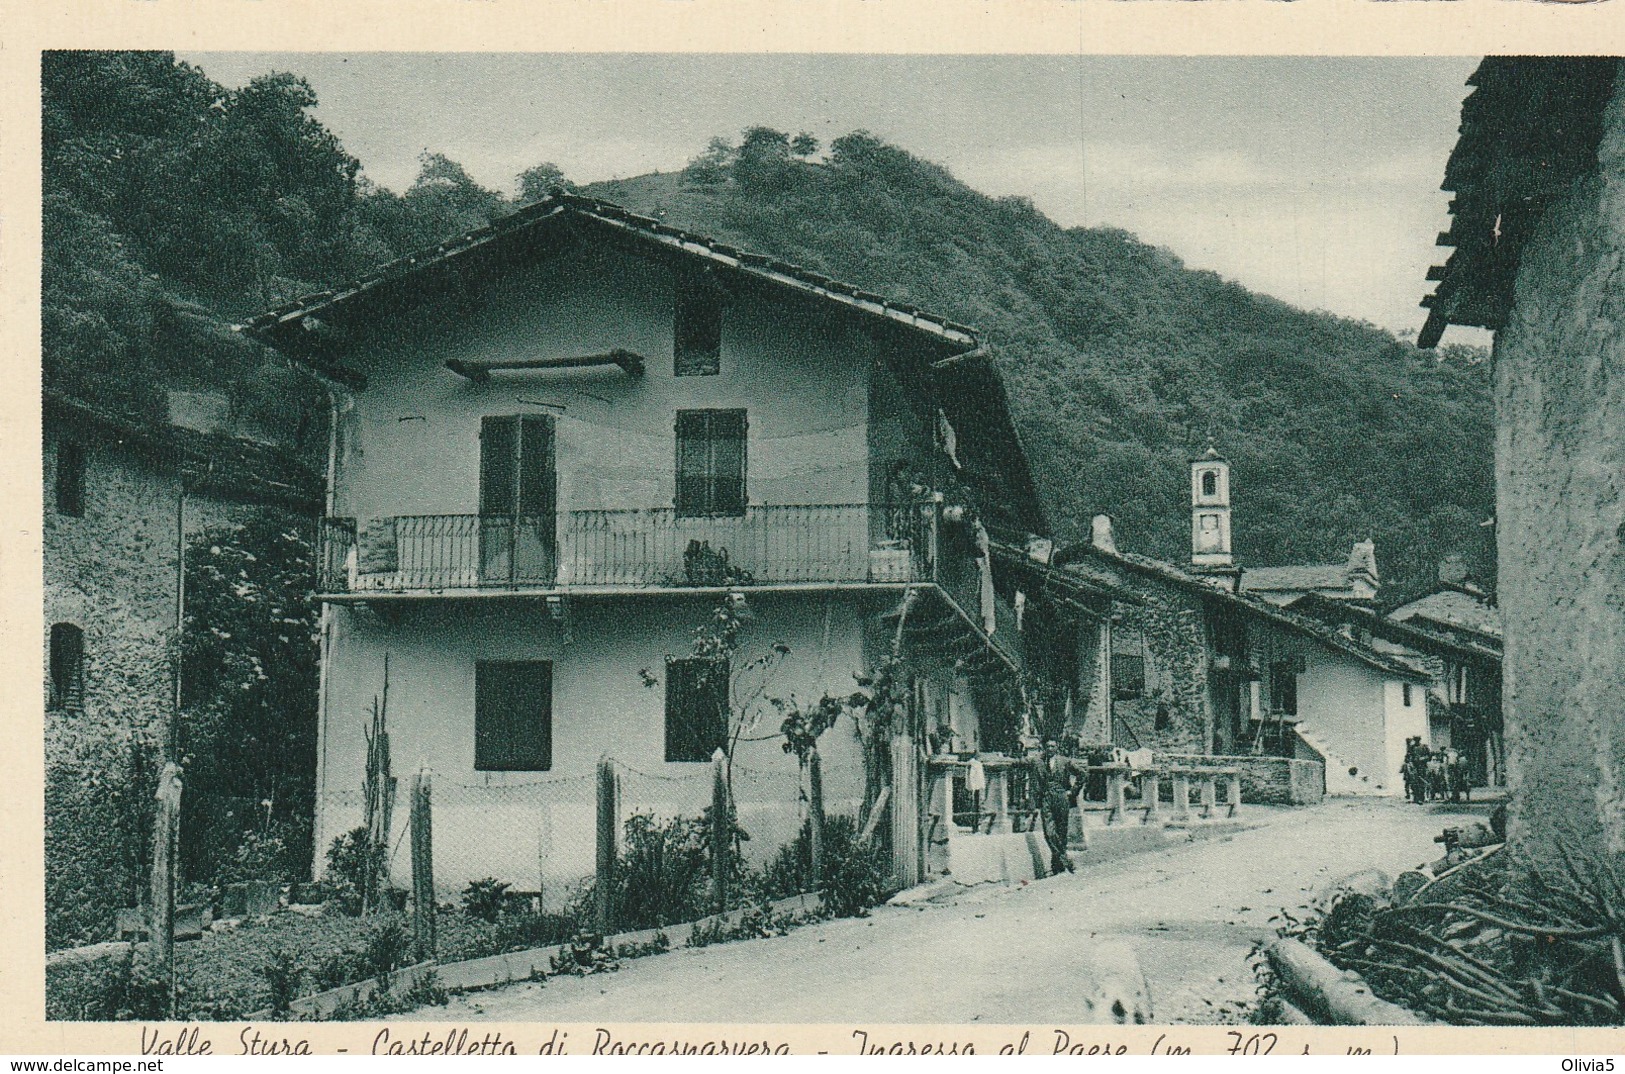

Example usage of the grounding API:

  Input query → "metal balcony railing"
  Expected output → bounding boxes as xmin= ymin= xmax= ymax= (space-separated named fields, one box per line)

xmin=317 ymin=502 xmax=937 ymax=594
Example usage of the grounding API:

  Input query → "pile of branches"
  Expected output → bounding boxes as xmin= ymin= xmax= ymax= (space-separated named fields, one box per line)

xmin=1313 ymin=847 xmax=1624 ymax=1026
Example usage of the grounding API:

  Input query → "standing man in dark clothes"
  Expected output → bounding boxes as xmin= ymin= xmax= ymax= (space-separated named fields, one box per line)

xmin=1034 ymin=740 xmax=1076 ymax=874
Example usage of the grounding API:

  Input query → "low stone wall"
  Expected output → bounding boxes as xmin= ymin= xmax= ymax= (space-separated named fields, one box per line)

xmin=1160 ymin=754 xmax=1324 ymax=806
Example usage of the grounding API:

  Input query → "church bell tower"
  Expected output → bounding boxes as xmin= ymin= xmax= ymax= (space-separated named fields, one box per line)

xmin=1190 ymin=444 xmax=1235 ymax=576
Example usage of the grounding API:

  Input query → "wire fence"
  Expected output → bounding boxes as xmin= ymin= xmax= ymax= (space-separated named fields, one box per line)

xmin=314 ymin=753 xmax=863 ymax=917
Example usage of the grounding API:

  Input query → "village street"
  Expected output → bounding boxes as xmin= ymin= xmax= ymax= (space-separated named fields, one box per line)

xmin=400 ymin=797 xmax=1490 ymax=1025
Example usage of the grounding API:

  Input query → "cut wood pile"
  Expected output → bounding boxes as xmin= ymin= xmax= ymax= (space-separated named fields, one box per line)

xmin=1298 ymin=841 xmax=1624 ymax=1026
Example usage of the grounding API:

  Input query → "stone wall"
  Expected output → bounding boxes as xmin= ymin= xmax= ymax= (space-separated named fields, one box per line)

xmin=1063 ymin=556 xmax=1214 ymax=754
xmin=42 ymin=430 xmax=247 ymax=948
xmin=1492 ymin=63 xmax=1625 ymax=872
xmin=1161 ymin=753 xmax=1325 ymax=806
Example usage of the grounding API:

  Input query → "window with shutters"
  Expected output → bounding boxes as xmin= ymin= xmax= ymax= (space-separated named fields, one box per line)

xmin=665 ymin=656 xmax=728 ymax=762
xmin=674 ymin=273 xmax=723 ymax=376
xmin=479 ymin=415 xmax=556 ymax=519
xmin=475 ymin=660 xmax=553 ymax=771
xmin=56 ymin=442 xmax=85 ymax=517
xmin=675 ymin=409 xmax=746 ymax=517
xmin=49 ymin=623 xmax=84 ymax=713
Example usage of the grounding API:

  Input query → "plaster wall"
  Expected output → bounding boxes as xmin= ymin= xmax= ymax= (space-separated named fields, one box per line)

xmin=333 ymin=249 xmax=879 ymax=526
xmin=1294 ymin=648 xmax=1395 ymax=796
xmin=1494 ymin=65 xmax=1625 ymax=867
xmin=316 ymin=593 xmax=872 ymax=902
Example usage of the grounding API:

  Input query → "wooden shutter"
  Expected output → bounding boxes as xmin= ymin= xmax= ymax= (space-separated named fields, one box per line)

xmin=516 ymin=415 xmax=556 ymax=518
xmin=675 ymin=409 xmax=747 ymax=517
xmin=475 ymin=660 xmax=553 ymax=771
xmin=665 ymin=657 xmax=728 ymax=761
xmin=479 ymin=416 xmax=517 ymax=517
xmin=49 ymin=623 xmax=84 ymax=712
xmin=56 ymin=442 xmax=85 ymax=517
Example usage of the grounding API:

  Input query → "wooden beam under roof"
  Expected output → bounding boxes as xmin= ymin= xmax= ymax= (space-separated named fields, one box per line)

xmin=445 ymin=349 xmax=645 ymax=382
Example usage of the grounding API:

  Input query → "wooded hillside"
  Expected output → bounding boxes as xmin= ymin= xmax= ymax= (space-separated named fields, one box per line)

xmin=43 ymin=53 xmax=1494 ymax=599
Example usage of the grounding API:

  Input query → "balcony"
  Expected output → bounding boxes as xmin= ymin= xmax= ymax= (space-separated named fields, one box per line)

xmin=317 ymin=502 xmax=938 ymax=597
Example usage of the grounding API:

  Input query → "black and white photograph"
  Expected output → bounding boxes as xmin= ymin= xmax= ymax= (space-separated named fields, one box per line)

xmin=32 ymin=48 xmax=1625 ymax=1040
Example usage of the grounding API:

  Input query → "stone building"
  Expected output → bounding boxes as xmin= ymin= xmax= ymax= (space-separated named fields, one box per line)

xmin=43 ymin=390 xmax=318 ymax=948
xmin=1418 ymin=57 xmax=1624 ymax=869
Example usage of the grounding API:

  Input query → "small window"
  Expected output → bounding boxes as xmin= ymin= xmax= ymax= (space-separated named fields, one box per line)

xmin=1269 ymin=662 xmax=1298 ymax=716
xmin=665 ymin=657 xmax=728 ymax=762
xmin=1111 ymin=626 xmax=1146 ymax=700
xmin=48 ymin=623 xmax=85 ymax=712
xmin=475 ymin=660 xmax=553 ymax=771
xmin=676 ymin=409 xmax=747 ymax=517
xmin=1201 ymin=470 xmax=1217 ymax=498
xmin=56 ymin=442 xmax=85 ymax=517
xmin=1402 ymin=683 xmax=1414 ymax=708
xmin=674 ymin=274 xmax=723 ymax=376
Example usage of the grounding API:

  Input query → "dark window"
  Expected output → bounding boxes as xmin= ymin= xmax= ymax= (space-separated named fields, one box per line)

xmin=1403 ymin=683 xmax=1414 ymax=708
xmin=56 ymin=442 xmax=85 ymax=517
xmin=676 ymin=409 xmax=746 ymax=517
xmin=1111 ymin=625 xmax=1146 ymax=700
xmin=1201 ymin=470 xmax=1217 ymax=498
xmin=480 ymin=415 xmax=556 ymax=517
xmin=48 ymin=623 xmax=84 ymax=712
xmin=674 ymin=274 xmax=723 ymax=376
xmin=665 ymin=657 xmax=728 ymax=762
xmin=475 ymin=660 xmax=553 ymax=771
xmin=1269 ymin=662 xmax=1298 ymax=716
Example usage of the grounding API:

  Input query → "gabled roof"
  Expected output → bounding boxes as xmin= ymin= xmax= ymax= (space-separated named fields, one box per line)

xmin=1388 ymin=587 xmax=1503 ymax=641
xmin=241 ymin=191 xmax=1047 ymax=535
xmin=1290 ymin=592 xmax=1501 ymax=665
xmin=1240 ymin=564 xmax=1353 ymax=595
xmin=1419 ymin=58 xmax=1619 ymax=348
xmin=44 ymin=391 xmax=322 ymax=510
xmin=245 ymin=192 xmax=979 ymax=349
xmin=1056 ymin=543 xmax=1430 ymax=682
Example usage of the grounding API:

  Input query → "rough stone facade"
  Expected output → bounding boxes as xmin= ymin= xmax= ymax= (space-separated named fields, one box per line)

xmin=1493 ymin=65 xmax=1625 ymax=870
xmin=42 ymin=427 xmax=248 ymax=948
xmin=1162 ymin=753 xmax=1325 ymax=806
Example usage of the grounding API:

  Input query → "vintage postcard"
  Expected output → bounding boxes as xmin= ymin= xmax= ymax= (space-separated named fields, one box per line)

xmin=4 ymin=1 xmax=1625 ymax=1058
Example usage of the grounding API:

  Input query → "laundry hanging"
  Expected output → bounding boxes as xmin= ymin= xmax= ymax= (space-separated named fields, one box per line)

xmin=973 ymin=519 xmax=997 ymax=636
xmin=937 ymin=409 xmax=962 ymax=470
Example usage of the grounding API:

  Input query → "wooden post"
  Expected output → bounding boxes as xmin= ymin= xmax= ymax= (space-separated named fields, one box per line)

xmin=594 ymin=755 xmax=616 ymax=934
xmin=409 ymin=769 xmax=436 ymax=961
xmin=151 ymin=763 xmax=182 ymax=1017
xmin=710 ymin=749 xmax=730 ymax=912
xmin=807 ymin=747 xmax=826 ymax=892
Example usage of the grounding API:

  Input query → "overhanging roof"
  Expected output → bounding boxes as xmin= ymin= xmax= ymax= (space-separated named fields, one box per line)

xmin=1419 ymin=58 xmax=1619 ymax=348
xmin=1056 ymin=543 xmax=1431 ymax=682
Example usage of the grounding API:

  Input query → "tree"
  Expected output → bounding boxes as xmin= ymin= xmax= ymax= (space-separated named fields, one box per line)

xmin=178 ymin=512 xmax=320 ymax=885
xmin=684 ymin=136 xmax=735 ymax=185
xmin=734 ymin=127 xmax=793 ymax=193
xmin=516 ymin=162 xmax=575 ymax=203
xmin=790 ymin=132 xmax=820 ymax=159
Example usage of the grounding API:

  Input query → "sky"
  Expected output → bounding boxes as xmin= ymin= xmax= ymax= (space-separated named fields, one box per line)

xmin=184 ymin=53 xmax=1484 ymax=341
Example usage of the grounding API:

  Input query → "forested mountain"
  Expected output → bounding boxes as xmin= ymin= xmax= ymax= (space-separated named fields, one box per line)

xmin=43 ymin=53 xmax=1494 ymax=599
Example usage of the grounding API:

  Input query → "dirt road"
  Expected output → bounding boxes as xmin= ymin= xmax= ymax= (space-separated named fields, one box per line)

xmin=403 ymin=797 xmax=1485 ymax=1025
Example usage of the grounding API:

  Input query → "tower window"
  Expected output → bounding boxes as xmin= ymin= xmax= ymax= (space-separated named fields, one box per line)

xmin=48 ymin=623 xmax=85 ymax=712
xmin=56 ymin=442 xmax=85 ymax=517
xmin=1201 ymin=470 xmax=1217 ymax=498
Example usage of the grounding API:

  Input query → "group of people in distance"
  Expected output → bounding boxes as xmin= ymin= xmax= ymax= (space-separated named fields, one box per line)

xmin=1402 ymin=737 xmax=1471 ymax=805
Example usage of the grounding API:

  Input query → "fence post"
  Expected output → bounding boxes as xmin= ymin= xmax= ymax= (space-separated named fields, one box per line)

xmin=151 ymin=762 xmax=182 ymax=1017
xmin=595 ymin=755 xmax=616 ymax=934
xmin=807 ymin=747 xmax=826 ymax=892
xmin=710 ymin=749 xmax=729 ymax=913
xmin=410 ymin=768 xmax=436 ymax=961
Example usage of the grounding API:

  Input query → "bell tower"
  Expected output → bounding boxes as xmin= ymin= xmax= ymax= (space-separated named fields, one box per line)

xmin=1190 ymin=444 xmax=1235 ymax=575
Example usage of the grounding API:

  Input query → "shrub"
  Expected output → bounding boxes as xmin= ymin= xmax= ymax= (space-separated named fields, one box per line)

xmin=259 ymin=948 xmax=302 ymax=1017
xmin=761 ymin=814 xmax=889 ymax=917
xmin=362 ymin=918 xmax=411 ymax=986
xmin=493 ymin=910 xmax=579 ymax=952
xmin=323 ymin=827 xmax=383 ymax=916
xmin=460 ymin=877 xmax=511 ymax=924
xmin=609 ymin=812 xmax=710 ymax=930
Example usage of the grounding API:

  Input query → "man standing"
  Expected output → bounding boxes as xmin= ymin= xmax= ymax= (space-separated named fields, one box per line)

xmin=1033 ymin=740 xmax=1076 ymax=875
